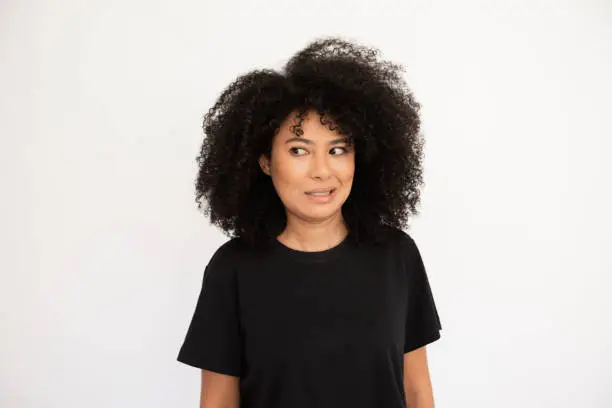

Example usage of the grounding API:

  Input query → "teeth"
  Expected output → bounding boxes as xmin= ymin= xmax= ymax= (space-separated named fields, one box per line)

xmin=308 ymin=190 xmax=332 ymax=196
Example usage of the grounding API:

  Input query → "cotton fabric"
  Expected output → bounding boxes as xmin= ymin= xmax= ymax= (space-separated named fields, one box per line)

xmin=177 ymin=227 xmax=442 ymax=408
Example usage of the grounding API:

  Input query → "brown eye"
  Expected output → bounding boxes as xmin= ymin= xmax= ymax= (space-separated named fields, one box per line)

xmin=330 ymin=146 xmax=348 ymax=155
xmin=290 ymin=147 xmax=308 ymax=156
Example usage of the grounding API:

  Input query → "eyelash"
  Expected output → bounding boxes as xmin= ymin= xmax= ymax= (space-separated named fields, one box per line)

xmin=290 ymin=147 xmax=348 ymax=156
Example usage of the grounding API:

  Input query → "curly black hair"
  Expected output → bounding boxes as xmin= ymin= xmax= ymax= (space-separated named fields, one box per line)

xmin=195 ymin=36 xmax=425 ymax=248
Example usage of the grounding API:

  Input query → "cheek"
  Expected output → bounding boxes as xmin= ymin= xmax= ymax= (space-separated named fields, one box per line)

xmin=275 ymin=159 xmax=306 ymax=182
xmin=271 ymin=155 xmax=308 ymax=196
xmin=332 ymin=158 xmax=355 ymax=182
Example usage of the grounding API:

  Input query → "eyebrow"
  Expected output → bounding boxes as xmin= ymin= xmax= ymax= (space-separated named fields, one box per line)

xmin=285 ymin=137 xmax=348 ymax=145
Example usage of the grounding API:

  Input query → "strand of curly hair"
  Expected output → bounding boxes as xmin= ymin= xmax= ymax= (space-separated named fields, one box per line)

xmin=195 ymin=36 xmax=425 ymax=248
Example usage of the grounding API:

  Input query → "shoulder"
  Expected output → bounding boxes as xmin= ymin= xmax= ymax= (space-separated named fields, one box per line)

xmin=376 ymin=226 xmax=424 ymax=270
xmin=377 ymin=225 xmax=416 ymax=250
xmin=205 ymin=236 xmax=251 ymax=275
xmin=210 ymin=236 xmax=249 ymax=260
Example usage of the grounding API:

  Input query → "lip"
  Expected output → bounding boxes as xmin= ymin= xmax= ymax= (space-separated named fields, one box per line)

xmin=305 ymin=188 xmax=336 ymax=194
xmin=304 ymin=188 xmax=337 ymax=204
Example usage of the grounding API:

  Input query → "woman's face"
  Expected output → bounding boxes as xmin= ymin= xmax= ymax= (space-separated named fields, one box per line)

xmin=259 ymin=109 xmax=355 ymax=225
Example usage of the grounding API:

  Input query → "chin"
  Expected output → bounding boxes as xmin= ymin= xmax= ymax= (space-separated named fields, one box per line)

xmin=303 ymin=203 xmax=345 ymax=220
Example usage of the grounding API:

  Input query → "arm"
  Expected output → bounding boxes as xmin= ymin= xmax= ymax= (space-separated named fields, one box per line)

xmin=403 ymin=346 xmax=435 ymax=408
xmin=200 ymin=369 xmax=240 ymax=408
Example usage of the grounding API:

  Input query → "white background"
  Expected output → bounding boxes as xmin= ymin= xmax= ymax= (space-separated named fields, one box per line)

xmin=1 ymin=0 xmax=611 ymax=407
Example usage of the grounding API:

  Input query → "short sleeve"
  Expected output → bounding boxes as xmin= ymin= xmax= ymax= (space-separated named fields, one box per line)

xmin=401 ymin=234 xmax=442 ymax=353
xmin=177 ymin=243 xmax=242 ymax=376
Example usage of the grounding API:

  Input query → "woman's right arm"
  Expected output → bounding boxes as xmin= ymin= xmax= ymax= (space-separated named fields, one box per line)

xmin=200 ymin=369 xmax=240 ymax=408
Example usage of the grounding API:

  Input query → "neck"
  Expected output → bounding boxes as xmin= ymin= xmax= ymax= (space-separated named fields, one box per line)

xmin=277 ymin=212 xmax=349 ymax=252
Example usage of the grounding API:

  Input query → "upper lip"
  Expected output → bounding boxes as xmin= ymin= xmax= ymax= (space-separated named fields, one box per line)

xmin=306 ymin=188 xmax=336 ymax=193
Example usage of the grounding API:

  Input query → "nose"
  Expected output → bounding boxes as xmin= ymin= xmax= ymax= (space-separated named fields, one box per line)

xmin=308 ymin=151 xmax=331 ymax=180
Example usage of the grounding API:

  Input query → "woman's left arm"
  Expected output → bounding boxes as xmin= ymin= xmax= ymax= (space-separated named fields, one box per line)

xmin=403 ymin=346 xmax=435 ymax=408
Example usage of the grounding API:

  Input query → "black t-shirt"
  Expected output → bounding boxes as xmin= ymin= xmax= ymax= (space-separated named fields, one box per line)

xmin=177 ymin=227 xmax=442 ymax=408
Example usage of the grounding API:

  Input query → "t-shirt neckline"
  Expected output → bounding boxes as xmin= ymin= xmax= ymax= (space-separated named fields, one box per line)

xmin=271 ymin=231 xmax=352 ymax=263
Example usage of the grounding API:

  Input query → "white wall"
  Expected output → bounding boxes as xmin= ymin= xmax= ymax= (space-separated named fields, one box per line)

xmin=1 ymin=0 xmax=610 ymax=406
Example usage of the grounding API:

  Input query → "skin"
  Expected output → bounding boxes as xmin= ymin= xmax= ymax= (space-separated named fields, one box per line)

xmin=258 ymin=109 xmax=355 ymax=251
xmin=199 ymin=371 xmax=239 ymax=408
xmin=404 ymin=346 xmax=436 ymax=407
xmin=199 ymin=109 xmax=435 ymax=408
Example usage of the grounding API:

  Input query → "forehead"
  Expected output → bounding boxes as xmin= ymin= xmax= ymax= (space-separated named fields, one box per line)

xmin=275 ymin=109 xmax=347 ymax=142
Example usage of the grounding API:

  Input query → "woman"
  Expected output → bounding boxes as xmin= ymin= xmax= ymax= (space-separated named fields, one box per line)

xmin=177 ymin=37 xmax=443 ymax=408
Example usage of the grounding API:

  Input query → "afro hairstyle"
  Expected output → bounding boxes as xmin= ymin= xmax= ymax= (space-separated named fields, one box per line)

xmin=194 ymin=36 xmax=425 ymax=248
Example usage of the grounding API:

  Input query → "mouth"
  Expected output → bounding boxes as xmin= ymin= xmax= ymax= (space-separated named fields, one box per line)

xmin=305 ymin=188 xmax=336 ymax=196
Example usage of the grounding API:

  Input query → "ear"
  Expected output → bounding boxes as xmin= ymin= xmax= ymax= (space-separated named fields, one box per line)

xmin=258 ymin=154 xmax=271 ymax=176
